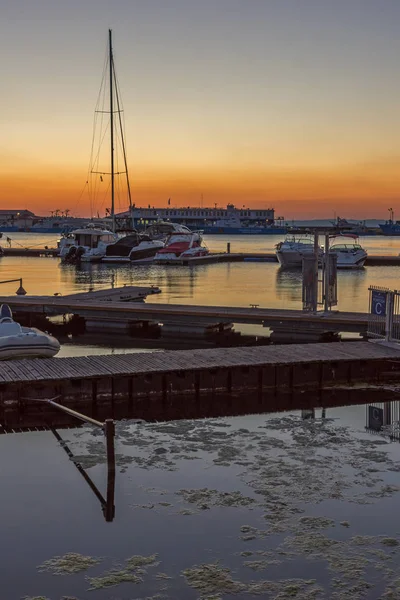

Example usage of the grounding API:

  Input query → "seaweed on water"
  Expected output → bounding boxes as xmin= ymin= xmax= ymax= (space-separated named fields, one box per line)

xmin=87 ymin=568 xmax=143 ymax=590
xmin=182 ymin=562 xmax=246 ymax=597
xmin=37 ymin=553 xmax=101 ymax=575
xmin=125 ymin=554 xmax=159 ymax=569
xmin=86 ymin=553 xmax=159 ymax=591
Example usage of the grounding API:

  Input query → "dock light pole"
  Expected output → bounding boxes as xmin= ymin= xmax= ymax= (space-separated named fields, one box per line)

xmin=0 ymin=278 xmax=27 ymax=295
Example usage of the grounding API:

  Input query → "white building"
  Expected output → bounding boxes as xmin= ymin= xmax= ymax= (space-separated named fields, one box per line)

xmin=117 ymin=203 xmax=276 ymax=227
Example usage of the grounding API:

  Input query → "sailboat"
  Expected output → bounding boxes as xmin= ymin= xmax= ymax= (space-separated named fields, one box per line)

xmin=60 ymin=30 xmax=135 ymax=263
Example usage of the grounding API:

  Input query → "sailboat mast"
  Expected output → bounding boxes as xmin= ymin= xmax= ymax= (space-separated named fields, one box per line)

xmin=109 ymin=29 xmax=115 ymax=232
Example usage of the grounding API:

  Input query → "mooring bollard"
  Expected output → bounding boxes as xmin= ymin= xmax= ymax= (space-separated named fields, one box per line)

xmin=227 ymin=242 xmax=231 ymax=254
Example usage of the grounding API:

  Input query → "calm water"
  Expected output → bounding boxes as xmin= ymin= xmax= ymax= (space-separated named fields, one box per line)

xmin=2 ymin=233 xmax=400 ymax=598
xmin=1 ymin=234 xmax=400 ymax=315
xmin=3 ymin=404 xmax=400 ymax=599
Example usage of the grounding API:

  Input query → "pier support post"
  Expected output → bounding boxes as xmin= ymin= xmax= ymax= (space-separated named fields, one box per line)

xmin=227 ymin=242 xmax=231 ymax=254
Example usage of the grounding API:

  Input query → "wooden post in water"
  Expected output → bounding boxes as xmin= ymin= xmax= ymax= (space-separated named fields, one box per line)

xmin=227 ymin=242 xmax=231 ymax=254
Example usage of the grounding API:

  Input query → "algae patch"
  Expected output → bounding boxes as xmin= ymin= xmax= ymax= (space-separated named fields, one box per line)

xmin=87 ymin=553 xmax=158 ymax=590
xmin=87 ymin=568 xmax=143 ymax=589
xmin=37 ymin=553 xmax=101 ymax=575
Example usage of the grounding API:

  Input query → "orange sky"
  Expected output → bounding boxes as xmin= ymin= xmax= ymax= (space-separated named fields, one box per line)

xmin=2 ymin=1 xmax=400 ymax=220
xmin=1 ymin=159 xmax=399 ymax=220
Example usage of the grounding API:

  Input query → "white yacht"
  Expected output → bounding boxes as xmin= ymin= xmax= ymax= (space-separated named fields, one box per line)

xmin=275 ymin=235 xmax=322 ymax=268
xmin=144 ymin=221 xmax=203 ymax=242
xmin=59 ymin=224 xmax=118 ymax=263
xmin=0 ymin=304 xmax=60 ymax=360
xmin=102 ymin=231 xmax=164 ymax=263
xmin=329 ymin=234 xmax=367 ymax=269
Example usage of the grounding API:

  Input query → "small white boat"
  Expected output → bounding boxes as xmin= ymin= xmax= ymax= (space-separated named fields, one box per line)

xmin=144 ymin=221 xmax=203 ymax=242
xmin=0 ymin=304 xmax=60 ymax=360
xmin=276 ymin=235 xmax=322 ymax=268
xmin=329 ymin=234 xmax=367 ymax=269
xmin=59 ymin=224 xmax=118 ymax=263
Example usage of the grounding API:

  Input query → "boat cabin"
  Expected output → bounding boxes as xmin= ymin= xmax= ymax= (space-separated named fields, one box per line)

xmin=64 ymin=228 xmax=116 ymax=249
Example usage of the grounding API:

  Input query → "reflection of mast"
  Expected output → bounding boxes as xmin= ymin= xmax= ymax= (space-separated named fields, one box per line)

xmin=52 ymin=427 xmax=115 ymax=522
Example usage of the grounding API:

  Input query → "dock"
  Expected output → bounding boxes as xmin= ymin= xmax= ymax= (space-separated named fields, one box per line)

xmin=2 ymin=246 xmax=400 ymax=265
xmin=0 ymin=285 xmax=372 ymax=341
xmin=0 ymin=290 xmax=369 ymax=340
xmin=1 ymin=342 xmax=400 ymax=416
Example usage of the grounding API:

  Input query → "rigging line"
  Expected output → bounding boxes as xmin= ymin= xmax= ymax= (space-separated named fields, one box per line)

xmin=88 ymin=44 xmax=109 ymax=217
xmin=69 ymin=180 xmax=89 ymax=215
xmin=97 ymin=179 xmax=111 ymax=213
xmin=113 ymin=64 xmax=132 ymax=210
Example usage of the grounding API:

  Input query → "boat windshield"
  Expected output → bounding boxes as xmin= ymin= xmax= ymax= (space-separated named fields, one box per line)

xmin=330 ymin=244 xmax=362 ymax=251
xmin=284 ymin=236 xmax=313 ymax=244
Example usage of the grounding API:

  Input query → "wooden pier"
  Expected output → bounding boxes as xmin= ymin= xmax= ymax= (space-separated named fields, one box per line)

xmin=1 ymin=343 xmax=399 ymax=415
xmin=0 ymin=291 xmax=370 ymax=338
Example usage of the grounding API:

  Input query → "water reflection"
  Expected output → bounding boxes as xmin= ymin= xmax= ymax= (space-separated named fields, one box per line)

xmin=52 ymin=428 xmax=115 ymax=522
xmin=275 ymin=268 xmax=302 ymax=303
xmin=59 ymin=261 xmax=200 ymax=301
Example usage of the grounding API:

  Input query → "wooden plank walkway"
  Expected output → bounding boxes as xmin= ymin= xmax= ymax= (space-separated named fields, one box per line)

xmin=0 ymin=294 xmax=369 ymax=332
xmin=0 ymin=342 xmax=398 ymax=385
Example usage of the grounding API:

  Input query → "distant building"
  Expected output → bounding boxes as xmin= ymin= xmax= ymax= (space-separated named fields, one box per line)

xmin=116 ymin=203 xmax=276 ymax=228
xmin=0 ymin=209 xmax=37 ymax=229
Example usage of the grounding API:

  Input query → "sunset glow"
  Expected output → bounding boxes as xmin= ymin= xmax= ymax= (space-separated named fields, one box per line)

xmin=2 ymin=0 xmax=400 ymax=219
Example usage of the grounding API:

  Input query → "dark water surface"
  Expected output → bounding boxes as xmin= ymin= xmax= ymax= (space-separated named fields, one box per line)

xmin=2 ymin=234 xmax=400 ymax=598
xmin=3 ymin=403 xmax=400 ymax=599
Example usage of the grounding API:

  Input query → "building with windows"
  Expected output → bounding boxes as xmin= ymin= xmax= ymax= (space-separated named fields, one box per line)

xmin=118 ymin=203 xmax=277 ymax=229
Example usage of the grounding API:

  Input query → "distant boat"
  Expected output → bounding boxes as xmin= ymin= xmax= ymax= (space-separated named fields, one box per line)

xmin=379 ymin=219 xmax=400 ymax=236
xmin=329 ymin=234 xmax=367 ymax=269
xmin=275 ymin=234 xmax=322 ymax=268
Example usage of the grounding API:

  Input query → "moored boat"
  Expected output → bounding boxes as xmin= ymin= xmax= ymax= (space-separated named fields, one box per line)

xmin=154 ymin=227 xmax=208 ymax=263
xmin=275 ymin=235 xmax=322 ymax=268
xmin=0 ymin=304 xmax=60 ymax=360
xmin=102 ymin=231 xmax=164 ymax=263
xmin=329 ymin=234 xmax=367 ymax=269
xmin=59 ymin=224 xmax=118 ymax=263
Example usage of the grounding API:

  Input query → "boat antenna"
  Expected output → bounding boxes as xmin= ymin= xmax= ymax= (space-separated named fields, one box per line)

xmin=109 ymin=29 xmax=115 ymax=233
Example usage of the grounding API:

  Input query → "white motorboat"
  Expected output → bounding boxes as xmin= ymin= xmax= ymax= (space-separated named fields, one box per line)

xmin=154 ymin=227 xmax=208 ymax=263
xmin=59 ymin=224 xmax=118 ymax=263
xmin=276 ymin=235 xmax=322 ymax=268
xmin=102 ymin=231 xmax=164 ymax=263
xmin=329 ymin=234 xmax=367 ymax=269
xmin=144 ymin=221 xmax=203 ymax=242
xmin=0 ymin=304 xmax=60 ymax=360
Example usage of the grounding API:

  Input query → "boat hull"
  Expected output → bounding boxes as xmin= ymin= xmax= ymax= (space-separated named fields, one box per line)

xmin=379 ymin=223 xmax=400 ymax=235
xmin=103 ymin=243 xmax=163 ymax=263
xmin=0 ymin=332 xmax=60 ymax=360
xmin=276 ymin=250 xmax=316 ymax=267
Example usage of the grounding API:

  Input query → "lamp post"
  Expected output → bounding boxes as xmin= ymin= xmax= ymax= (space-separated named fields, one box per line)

xmin=0 ymin=278 xmax=27 ymax=295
